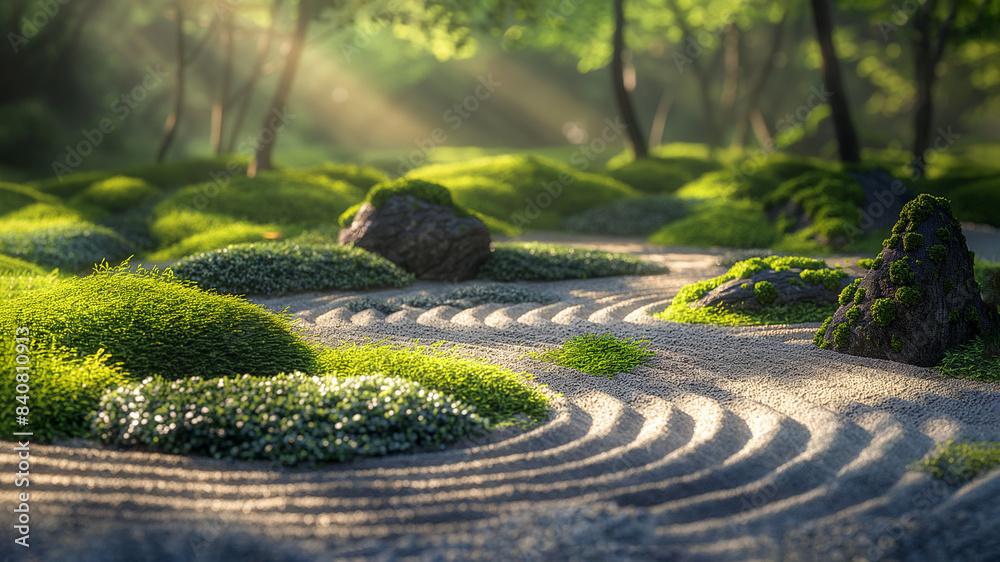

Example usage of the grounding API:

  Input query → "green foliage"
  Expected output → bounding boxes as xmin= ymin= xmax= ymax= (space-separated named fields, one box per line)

xmin=815 ymin=316 xmax=833 ymax=348
xmin=889 ymin=257 xmax=915 ymax=285
xmin=754 ymin=280 xmax=778 ymax=305
xmin=0 ymin=346 xmax=127 ymax=442
xmin=855 ymin=287 xmax=867 ymax=304
xmin=895 ymin=286 xmax=922 ymax=307
xmin=347 ymin=283 xmax=558 ymax=314
xmin=562 ymin=195 xmax=690 ymax=236
xmin=800 ymin=267 xmax=847 ymax=290
xmin=657 ymin=255 xmax=840 ymax=326
xmin=606 ymin=157 xmax=718 ymax=194
xmin=532 ymin=333 xmax=654 ymax=378
xmin=918 ymin=441 xmax=1000 ymax=486
xmin=407 ymin=154 xmax=638 ymax=229
xmin=367 ymin=178 xmax=458 ymax=209
xmin=832 ymin=322 xmax=851 ymax=350
xmin=146 ymin=223 xmax=284 ymax=261
xmin=316 ymin=342 xmax=549 ymax=424
xmin=0 ymin=217 xmax=131 ymax=270
xmin=0 ymin=265 xmax=317 ymax=378
xmin=0 ymin=272 xmax=60 ymax=301
xmin=903 ymin=232 xmax=924 ymax=252
xmin=891 ymin=335 xmax=904 ymax=352
xmin=857 ymin=258 xmax=875 ymax=269
xmin=478 ymin=242 xmax=665 ymax=281
xmin=839 ymin=278 xmax=862 ymax=305
xmin=0 ymin=254 xmax=44 ymax=275
xmin=71 ymin=176 xmax=158 ymax=214
xmin=93 ymin=373 xmax=485 ymax=465
xmin=172 ymin=241 xmax=412 ymax=295
xmin=872 ymin=298 xmax=897 ymax=327
xmin=296 ymin=162 xmax=389 ymax=189
xmin=846 ymin=305 xmax=862 ymax=325
xmin=648 ymin=200 xmax=776 ymax=249
xmin=766 ymin=171 xmax=865 ymax=250
xmin=936 ymin=337 xmax=1000 ymax=382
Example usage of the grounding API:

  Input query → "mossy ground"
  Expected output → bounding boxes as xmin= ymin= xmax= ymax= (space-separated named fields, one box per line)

xmin=532 ymin=333 xmax=654 ymax=377
xmin=918 ymin=441 xmax=1000 ymax=485
xmin=936 ymin=338 xmax=1000 ymax=382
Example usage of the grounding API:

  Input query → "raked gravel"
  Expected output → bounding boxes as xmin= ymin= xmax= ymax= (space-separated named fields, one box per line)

xmin=4 ymin=242 xmax=999 ymax=562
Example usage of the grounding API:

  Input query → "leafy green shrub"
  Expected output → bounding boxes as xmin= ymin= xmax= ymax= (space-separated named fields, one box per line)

xmin=297 ymin=162 xmax=388 ymax=189
xmin=936 ymin=337 xmax=1000 ymax=382
xmin=0 ymin=218 xmax=131 ymax=270
xmin=657 ymin=255 xmax=839 ymax=325
xmin=648 ymin=200 xmax=776 ymax=248
xmin=918 ymin=441 xmax=1000 ymax=485
xmin=151 ymin=171 xmax=363 ymax=245
xmin=407 ymin=154 xmax=638 ymax=229
xmin=478 ymin=242 xmax=665 ymax=281
xmin=0 ymin=346 xmax=127 ymax=442
xmin=93 ymin=373 xmax=484 ymax=465
xmin=347 ymin=283 xmax=558 ymax=314
xmin=172 ymin=241 xmax=413 ymax=295
xmin=316 ymin=342 xmax=549 ymax=424
xmin=0 ymin=265 xmax=317 ymax=378
xmin=71 ymin=176 xmax=159 ymax=214
xmin=532 ymin=333 xmax=654 ymax=377
xmin=562 ymin=195 xmax=690 ymax=236
xmin=0 ymin=254 xmax=44 ymax=275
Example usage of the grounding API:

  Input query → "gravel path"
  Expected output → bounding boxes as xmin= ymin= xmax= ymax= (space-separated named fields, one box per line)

xmin=4 ymin=243 xmax=999 ymax=561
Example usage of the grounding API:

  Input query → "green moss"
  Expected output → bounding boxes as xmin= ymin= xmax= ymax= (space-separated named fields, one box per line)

xmin=872 ymin=298 xmax=897 ymax=327
xmin=367 ymin=178 xmax=457 ymax=209
xmin=839 ymin=278 xmax=862 ymax=305
xmin=478 ymin=243 xmax=664 ymax=282
xmin=296 ymin=162 xmax=388 ymax=189
xmin=902 ymin=232 xmax=924 ymax=252
xmin=532 ymin=333 xmax=654 ymax=378
xmin=0 ymin=217 xmax=131 ymax=271
xmin=606 ymin=158 xmax=703 ymax=194
xmin=918 ymin=441 xmax=1000 ymax=485
xmin=800 ymin=267 xmax=847 ymax=290
xmin=895 ymin=286 xmax=922 ymax=307
xmin=766 ymin=170 xmax=865 ymax=250
xmin=946 ymin=176 xmax=1000 ymax=227
xmin=754 ymin=280 xmax=778 ymax=305
xmin=883 ymin=234 xmax=901 ymax=249
xmin=832 ymin=322 xmax=851 ymax=350
xmin=846 ymin=305 xmax=862 ymax=326
xmin=71 ymin=176 xmax=158 ymax=214
xmin=815 ymin=316 xmax=833 ymax=348
xmin=648 ymin=200 xmax=776 ymax=249
xmin=929 ymin=244 xmax=947 ymax=264
xmin=0 ymin=181 xmax=58 ymax=214
xmin=147 ymin=223 xmax=284 ymax=261
xmin=0 ymin=346 xmax=128 ymax=442
xmin=935 ymin=227 xmax=951 ymax=241
xmin=316 ymin=342 xmax=549 ymax=424
xmin=891 ymin=335 xmax=904 ymax=352
xmin=562 ymin=195 xmax=690 ymax=236
xmin=854 ymin=286 xmax=867 ymax=304
xmin=872 ymin=255 xmax=885 ymax=269
xmin=0 ymin=254 xmax=45 ymax=275
xmin=857 ymin=258 xmax=875 ymax=270
xmin=889 ymin=257 xmax=915 ymax=285
xmin=172 ymin=241 xmax=413 ymax=295
xmin=0 ymin=264 xmax=318 ymax=378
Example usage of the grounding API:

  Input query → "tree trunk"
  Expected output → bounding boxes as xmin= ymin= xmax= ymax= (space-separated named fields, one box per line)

xmin=648 ymin=90 xmax=671 ymax=148
xmin=611 ymin=0 xmax=648 ymax=160
xmin=250 ymin=0 xmax=311 ymax=176
xmin=734 ymin=14 xmax=787 ymax=148
xmin=226 ymin=0 xmax=283 ymax=153
xmin=809 ymin=0 xmax=861 ymax=163
xmin=211 ymin=13 xmax=235 ymax=156
xmin=156 ymin=0 xmax=186 ymax=163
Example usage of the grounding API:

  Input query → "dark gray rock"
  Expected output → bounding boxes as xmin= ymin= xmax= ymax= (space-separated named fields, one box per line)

xmin=697 ymin=268 xmax=852 ymax=311
xmin=338 ymin=195 xmax=491 ymax=281
xmin=849 ymin=167 xmax=916 ymax=236
xmin=816 ymin=194 xmax=998 ymax=367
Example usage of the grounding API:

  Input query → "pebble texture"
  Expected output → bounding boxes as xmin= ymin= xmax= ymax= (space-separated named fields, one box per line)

xmin=338 ymin=196 xmax=491 ymax=281
xmin=3 ymin=241 xmax=998 ymax=561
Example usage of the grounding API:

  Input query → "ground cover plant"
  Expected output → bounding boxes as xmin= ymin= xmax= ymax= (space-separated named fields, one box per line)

xmin=0 ymin=216 xmax=132 ymax=270
xmin=0 ymin=263 xmax=317 ymax=378
xmin=0 ymin=253 xmax=45 ymax=275
xmin=317 ymin=342 xmax=550 ymax=424
xmin=478 ymin=242 xmax=665 ymax=281
xmin=562 ymin=195 xmax=690 ymax=236
xmin=93 ymin=373 xmax=485 ymax=465
xmin=918 ymin=441 xmax=1000 ymax=485
xmin=407 ymin=155 xmax=638 ymax=229
xmin=172 ymin=241 xmax=413 ymax=295
xmin=532 ymin=333 xmax=654 ymax=377
xmin=936 ymin=338 xmax=1000 ymax=383
xmin=346 ymin=284 xmax=558 ymax=314
xmin=657 ymin=255 xmax=845 ymax=325
xmin=649 ymin=199 xmax=776 ymax=249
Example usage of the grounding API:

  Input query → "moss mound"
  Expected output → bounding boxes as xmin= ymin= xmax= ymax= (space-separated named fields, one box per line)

xmin=71 ymin=176 xmax=159 ymax=214
xmin=33 ymin=157 xmax=248 ymax=197
xmin=478 ymin=242 xmax=665 ymax=281
xmin=298 ymin=162 xmax=389 ymax=190
xmin=0 ymin=217 xmax=131 ymax=270
xmin=0 ymin=253 xmax=45 ymax=275
xmin=0 ymin=265 xmax=317 ymax=378
xmin=407 ymin=155 xmax=638 ymax=229
xmin=947 ymin=176 xmax=1000 ymax=227
xmin=563 ymin=195 xmax=690 ymax=236
xmin=606 ymin=157 xmax=719 ymax=194
xmin=317 ymin=342 xmax=550 ymax=424
xmin=767 ymin=171 xmax=865 ymax=251
xmin=94 ymin=373 xmax=485 ymax=465
xmin=532 ymin=333 xmax=654 ymax=377
xmin=0 ymin=181 xmax=57 ymax=213
xmin=657 ymin=255 xmax=841 ymax=325
xmin=0 ymin=346 xmax=127 ymax=442
xmin=649 ymin=200 xmax=776 ymax=249
xmin=918 ymin=441 xmax=1000 ymax=485
xmin=172 ymin=241 xmax=413 ymax=295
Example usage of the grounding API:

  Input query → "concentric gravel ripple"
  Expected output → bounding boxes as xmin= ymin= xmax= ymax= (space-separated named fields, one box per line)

xmin=4 ymin=245 xmax=999 ymax=562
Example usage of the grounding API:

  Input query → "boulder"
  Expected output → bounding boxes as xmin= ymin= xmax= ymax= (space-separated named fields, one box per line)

xmin=339 ymin=195 xmax=491 ymax=281
xmin=815 ymin=194 xmax=998 ymax=366
xmin=697 ymin=267 xmax=852 ymax=311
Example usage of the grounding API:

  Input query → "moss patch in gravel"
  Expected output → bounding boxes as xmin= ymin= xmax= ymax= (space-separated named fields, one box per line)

xmin=533 ymin=333 xmax=654 ymax=377
xmin=478 ymin=243 xmax=665 ymax=281
xmin=316 ymin=342 xmax=550 ymax=425
xmin=918 ymin=441 xmax=1000 ymax=485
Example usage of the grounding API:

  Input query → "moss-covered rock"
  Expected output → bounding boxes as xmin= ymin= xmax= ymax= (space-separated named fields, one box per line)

xmin=814 ymin=194 xmax=998 ymax=366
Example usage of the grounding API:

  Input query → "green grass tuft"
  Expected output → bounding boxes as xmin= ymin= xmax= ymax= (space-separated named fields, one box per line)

xmin=936 ymin=337 xmax=1000 ymax=382
xmin=532 ymin=333 xmax=654 ymax=377
xmin=918 ymin=441 xmax=1000 ymax=485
